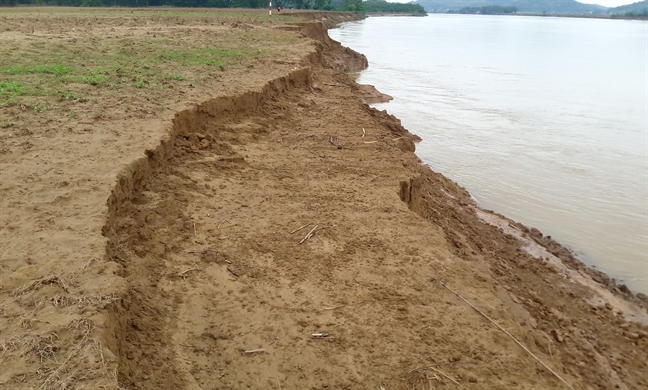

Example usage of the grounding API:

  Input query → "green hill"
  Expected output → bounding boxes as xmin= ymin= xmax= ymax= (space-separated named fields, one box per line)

xmin=608 ymin=0 xmax=647 ymax=13
xmin=363 ymin=0 xmax=428 ymax=14
xmin=417 ymin=0 xmax=607 ymax=14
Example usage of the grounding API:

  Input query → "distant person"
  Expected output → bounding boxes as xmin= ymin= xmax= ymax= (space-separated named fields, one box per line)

xmin=278 ymin=6 xmax=282 ymax=12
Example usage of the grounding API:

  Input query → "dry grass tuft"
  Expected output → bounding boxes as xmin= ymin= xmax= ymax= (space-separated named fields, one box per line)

xmin=18 ymin=316 xmax=51 ymax=329
xmin=13 ymin=276 xmax=70 ymax=297
xmin=43 ymin=293 xmax=118 ymax=309
xmin=36 ymin=318 xmax=100 ymax=390
xmin=0 ymin=332 xmax=60 ymax=361
xmin=67 ymin=317 xmax=95 ymax=343
xmin=1 ymin=317 xmax=110 ymax=389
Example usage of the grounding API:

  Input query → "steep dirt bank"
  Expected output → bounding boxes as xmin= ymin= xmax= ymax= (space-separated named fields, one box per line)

xmin=102 ymin=21 xmax=646 ymax=390
xmin=0 ymin=9 xmax=646 ymax=390
xmin=283 ymin=10 xmax=366 ymax=28
xmin=100 ymin=49 xmax=564 ymax=389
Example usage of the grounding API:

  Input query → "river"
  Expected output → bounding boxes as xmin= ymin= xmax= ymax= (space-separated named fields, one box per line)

xmin=330 ymin=14 xmax=648 ymax=294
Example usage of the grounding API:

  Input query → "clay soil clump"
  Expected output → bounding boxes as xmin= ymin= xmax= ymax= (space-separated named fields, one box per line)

xmin=1 ymin=8 xmax=646 ymax=390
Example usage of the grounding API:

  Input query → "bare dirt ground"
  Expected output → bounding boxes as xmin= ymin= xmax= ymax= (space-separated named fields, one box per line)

xmin=0 ymin=8 xmax=647 ymax=390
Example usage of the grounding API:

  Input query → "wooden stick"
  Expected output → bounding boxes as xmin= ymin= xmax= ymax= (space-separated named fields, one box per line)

xmin=218 ymin=219 xmax=228 ymax=229
xmin=244 ymin=349 xmax=266 ymax=354
xmin=364 ymin=141 xmax=378 ymax=144
xmin=322 ymin=300 xmax=366 ymax=310
xmin=290 ymin=223 xmax=311 ymax=234
xmin=179 ymin=268 xmax=197 ymax=277
xmin=193 ymin=222 xmax=197 ymax=237
xmin=429 ymin=366 xmax=459 ymax=386
xmin=227 ymin=267 xmax=239 ymax=277
xmin=407 ymin=366 xmax=428 ymax=374
xmin=545 ymin=334 xmax=554 ymax=357
xmin=269 ymin=330 xmax=279 ymax=345
xmin=299 ymin=225 xmax=318 ymax=244
xmin=408 ymin=361 xmax=478 ymax=373
xmin=362 ymin=128 xmax=366 ymax=137
xmin=187 ymin=249 xmax=213 ymax=255
xmin=433 ymin=279 xmax=575 ymax=390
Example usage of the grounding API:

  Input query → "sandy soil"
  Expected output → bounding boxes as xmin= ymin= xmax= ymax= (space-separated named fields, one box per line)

xmin=0 ymin=8 xmax=647 ymax=390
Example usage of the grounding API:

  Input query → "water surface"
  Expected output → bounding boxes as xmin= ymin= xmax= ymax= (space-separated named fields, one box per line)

xmin=330 ymin=15 xmax=648 ymax=294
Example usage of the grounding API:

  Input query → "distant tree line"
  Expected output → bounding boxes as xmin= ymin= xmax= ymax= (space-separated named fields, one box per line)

xmin=611 ymin=8 xmax=648 ymax=17
xmin=449 ymin=5 xmax=518 ymax=15
xmin=420 ymin=0 xmax=604 ymax=15
xmin=363 ymin=0 xmax=426 ymax=15
xmin=450 ymin=5 xmax=517 ymax=14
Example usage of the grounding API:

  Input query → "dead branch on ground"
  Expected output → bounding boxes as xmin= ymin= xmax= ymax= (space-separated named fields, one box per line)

xmin=299 ymin=225 xmax=318 ymax=244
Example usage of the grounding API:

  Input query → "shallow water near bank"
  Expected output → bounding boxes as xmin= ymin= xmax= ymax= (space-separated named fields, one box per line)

xmin=330 ymin=15 xmax=648 ymax=294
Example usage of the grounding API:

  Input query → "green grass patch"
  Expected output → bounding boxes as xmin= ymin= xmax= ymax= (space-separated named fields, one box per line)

xmin=57 ymin=91 xmax=84 ymax=101
xmin=0 ymin=24 xmax=272 ymax=105
xmin=157 ymin=47 xmax=255 ymax=67
xmin=0 ymin=81 xmax=22 ymax=96
xmin=3 ymin=64 xmax=71 ymax=76
xmin=134 ymin=79 xmax=149 ymax=88
xmin=0 ymin=81 xmax=23 ymax=105
xmin=31 ymin=103 xmax=54 ymax=113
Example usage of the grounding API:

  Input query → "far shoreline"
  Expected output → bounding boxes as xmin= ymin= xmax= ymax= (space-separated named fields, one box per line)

xmin=425 ymin=11 xmax=648 ymax=21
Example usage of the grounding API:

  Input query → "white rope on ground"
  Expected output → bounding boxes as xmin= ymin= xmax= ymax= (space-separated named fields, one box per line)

xmin=432 ymin=278 xmax=576 ymax=390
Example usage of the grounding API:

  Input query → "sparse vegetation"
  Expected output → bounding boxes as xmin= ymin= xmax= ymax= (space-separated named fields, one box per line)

xmin=0 ymin=16 xmax=274 ymax=109
xmin=0 ymin=81 xmax=22 ymax=105
xmin=2 ymin=64 xmax=71 ymax=75
xmin=57 ymin=91 xmax=83 ymax=101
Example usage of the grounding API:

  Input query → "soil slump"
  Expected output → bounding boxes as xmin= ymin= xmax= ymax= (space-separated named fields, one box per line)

xmin=104 ymin=60 xmax=563 ymax=388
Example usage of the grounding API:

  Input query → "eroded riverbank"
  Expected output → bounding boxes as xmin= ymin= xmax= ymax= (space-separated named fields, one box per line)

xmin=0 ymin=9 xmax=646 ymax=389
